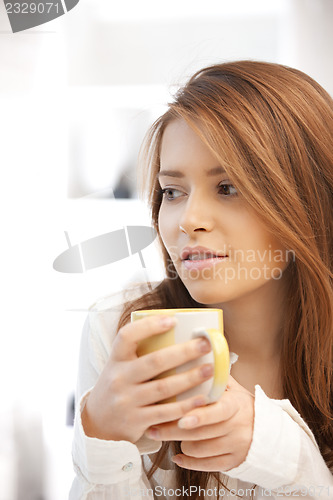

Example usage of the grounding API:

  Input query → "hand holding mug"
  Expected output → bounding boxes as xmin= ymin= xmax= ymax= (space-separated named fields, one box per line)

xmin=133 ymin=308 xmax=230 ymax=404
xmin=145 ymin=374 xmax=255 ymax=471
xmin=81 ymin=310 xmax=229 ymax=444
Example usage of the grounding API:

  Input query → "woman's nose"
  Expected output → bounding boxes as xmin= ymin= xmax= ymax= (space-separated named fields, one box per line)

xmin=178 ymin=193 xmax=214 ymax=234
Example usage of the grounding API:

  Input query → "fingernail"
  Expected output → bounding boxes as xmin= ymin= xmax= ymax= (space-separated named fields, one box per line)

xmin=178 ymin=415 xmax=198 ymax=429
xmin=172 ymin=455 xmax=183 ymax=466
xmin=145 ymin=427 xmax=160 ymax=439
xmin=193 ymin=396 xmax=208 ymax=407
xmin=160 ymin=316 xmax=176 ymax=328
xmin=198 ymin=338 xmax=211 ymax=353
xmin=201 ymin=364 xmax=214 ymax=377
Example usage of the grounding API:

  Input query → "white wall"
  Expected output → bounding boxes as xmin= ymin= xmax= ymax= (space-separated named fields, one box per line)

xmin=279 ymin=0 xmax=333 ymax=95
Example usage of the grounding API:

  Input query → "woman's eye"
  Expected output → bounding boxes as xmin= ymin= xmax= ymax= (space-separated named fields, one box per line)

xmin=160 ymin=188 xmax=183 ymax=201
xmin=218 ymin=183 xmax=238 ymax=197
xmin=160 ymin=183 xmax=237 ymax=201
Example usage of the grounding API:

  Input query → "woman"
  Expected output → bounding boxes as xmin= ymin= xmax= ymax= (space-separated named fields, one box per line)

xmin=70 ymin=61 xmax=333 ymax=499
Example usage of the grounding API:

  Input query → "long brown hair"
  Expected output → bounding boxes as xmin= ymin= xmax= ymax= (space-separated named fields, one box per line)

xmin=117 ymin=61 xmax=333 ymax=494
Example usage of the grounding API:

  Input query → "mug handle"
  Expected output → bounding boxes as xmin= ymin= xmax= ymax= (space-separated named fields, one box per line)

xmin=192 ymin=328 xmax=230 ymax=403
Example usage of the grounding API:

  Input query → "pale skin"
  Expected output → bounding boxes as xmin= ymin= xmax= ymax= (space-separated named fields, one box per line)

xmin=82 ymin=118 xmax=290 ymax=472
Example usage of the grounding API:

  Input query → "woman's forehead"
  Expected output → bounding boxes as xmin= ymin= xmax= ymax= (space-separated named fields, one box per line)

xmin=160 ymin=119 xmax=222 ymax=172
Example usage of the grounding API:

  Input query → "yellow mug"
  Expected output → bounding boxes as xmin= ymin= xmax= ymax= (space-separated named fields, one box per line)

xmin=131 ymin=308 xmax=229 ymax=404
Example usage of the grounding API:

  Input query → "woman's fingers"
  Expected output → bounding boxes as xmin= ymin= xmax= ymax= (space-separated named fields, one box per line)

xmin=140 ymin=394 xmax=210 ymax=428
xmin=180 ymin=431 xmax=249 ymax=459
xmin=136 ymin=362 xmax=214 ymax=406
xmin=177 ymin=392 xmax=238 ymax=429
xmin=127 ymin=337 xmax=212 ymax=383
xmin=171 ymin=453 xmax=236 ymax=472
xmin=145 ymin=418 xmax=231 ymax=442
xmin=181 ymin=435 xmax=232 ymax=458
xmin=176 ymin=376 xmax=254 ymax=430
xmin=144 ymin=385 xmax=253 ymax=440
xmin=111 ymin=315 xmax=176 ymax=361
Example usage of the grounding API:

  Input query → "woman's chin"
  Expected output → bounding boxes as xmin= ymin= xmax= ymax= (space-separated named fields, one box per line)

xmin=185 ymin=285 xmax=229 ymax=306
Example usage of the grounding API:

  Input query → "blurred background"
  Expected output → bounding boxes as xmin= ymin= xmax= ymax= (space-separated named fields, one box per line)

xmin=0 ymin=0 xmax=332 ymax=498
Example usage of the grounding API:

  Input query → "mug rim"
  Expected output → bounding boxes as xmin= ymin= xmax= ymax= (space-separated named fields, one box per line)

xmin=133 ymin=308 xmax=222 ymax=314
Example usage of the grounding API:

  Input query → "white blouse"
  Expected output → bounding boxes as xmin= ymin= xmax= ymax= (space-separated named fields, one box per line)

xmin=69 ymin=288 xmax=333 ymax=500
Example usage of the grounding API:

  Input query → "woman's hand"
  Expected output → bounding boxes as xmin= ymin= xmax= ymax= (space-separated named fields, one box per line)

xmin=144 ymin=375 xmax=255 ymax=471
xmin=81 ymin=315 xmax=215 ymax=444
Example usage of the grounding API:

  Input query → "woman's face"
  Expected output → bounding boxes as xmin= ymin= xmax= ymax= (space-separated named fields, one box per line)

xmin=158 ymin=119 xmax=291 ymax=306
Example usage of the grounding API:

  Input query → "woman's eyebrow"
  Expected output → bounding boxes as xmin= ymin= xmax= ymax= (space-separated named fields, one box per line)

xmin=157 ymin=166 xmax=226 ymax=180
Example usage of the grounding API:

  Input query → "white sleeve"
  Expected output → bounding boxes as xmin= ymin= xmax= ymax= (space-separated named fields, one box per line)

xmin=69 ymin=391 xmax=156 ymax=500
xmin=69 ymin=298 xmax=162 ymax=500
xmin=225 ymin=385 xmax=333 ymax=498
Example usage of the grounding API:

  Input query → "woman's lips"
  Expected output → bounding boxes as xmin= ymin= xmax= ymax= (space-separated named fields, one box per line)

xmin=182 ymin=256 xmax=228 ymax=270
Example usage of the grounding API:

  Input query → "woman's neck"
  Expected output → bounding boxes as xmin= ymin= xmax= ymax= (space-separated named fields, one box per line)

xmin=212 ymin=274 xmax=289 ymax=398
xmin=222 ymin=275 xmax=287 ymax=361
